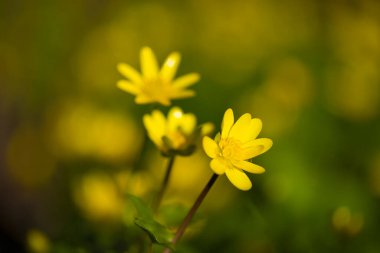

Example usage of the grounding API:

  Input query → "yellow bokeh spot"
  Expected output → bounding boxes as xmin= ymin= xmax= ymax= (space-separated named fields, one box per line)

xmin=239 ymin=58 xmax=313 ymax=136
xmin=325 ymin=63 xmax=380 ymax=121
xmin=326 ymin=6 xmax=380 ymax=121
xmin=114 ymin=170 xmax=154 ymax=198
xmin=195 ymin=0 xmax=317 ymax=86
xmin=6 ymin=126 xmax=56 ymax=187
xmin=47 ymin=100 xmax=143 ymax=163
xmin=332 ymin=206 xmax=364 ymax=236
xmin=73 ymin=172 xmax=124 ymax=221
xmin=27 ymin=230 xmax=50 ymax=253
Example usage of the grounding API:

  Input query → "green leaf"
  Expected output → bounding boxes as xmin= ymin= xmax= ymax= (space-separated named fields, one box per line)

xmin=127 ymin=194 xmax=174 ymax=248
xmin=128 ymin=194 xmax=154 ymax=221
xmin=134 ymin=217 xmax=174 ymax=247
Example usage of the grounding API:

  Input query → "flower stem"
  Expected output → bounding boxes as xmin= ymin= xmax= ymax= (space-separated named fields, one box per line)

xmin=153 ymin=156 xmax=176 ymax=212
xmin=162 ymin=173 xmax=219 ymax=253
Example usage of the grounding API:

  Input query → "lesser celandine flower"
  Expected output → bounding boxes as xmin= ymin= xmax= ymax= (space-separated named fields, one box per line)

xmin=143 ymin=107 xmax=213 ymax=156
xmin=203 ymin=108 xmax=272 ymax=190
xmin=117 ymin=47 xmax=200 ymax=106
xmin=163 ymin=109 xmax=272 ymax=253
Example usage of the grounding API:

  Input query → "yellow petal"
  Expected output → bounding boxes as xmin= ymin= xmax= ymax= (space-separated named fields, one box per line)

xmin=140 ymin=47 xmax=158 ymax=79
xmin=117 ymin=63 xmax=142 ymax=84
xmin=135 ymin=95 xmax=154 ymax=104
xmin=244 ymin=138 xmax=273 ymax=153
xmin=239 ymin=146 xmax=264 ymax=160
xmin=229 ymin=113 xmax=252 ymax=140
xmin=240 ymin=118 xmax=262 ymax=143
xmin=143 ymin=115 xmax=163 ymax=147
xmin=167 ymin=107 xmax=183 ymax=132
xmin=180 ymin=114 xmax=196 ymax=134
xmin=241 ymin=138 xmax=273 ymax=159
xmin=248 ymin=118 xmax=262 ymax=140
xmin=231 ymin=160 xmax=265 ymax=174
xmin=151 ymin=110 xmax=167 ymax=133
xmin=200 ymin=122 xmax=214 ymax=136
xmin=160 ymin=52 xmax=181 ymax=81
xmin=225 ymin=168 xmax=252 ymax=191
xmin=173 ymin=73 xmax=200 ymax=89
xmin=117 ymin=80 xmax=140 ymax=95
xmin=155 ymin=96 xmax=171 ymax=106
xmin=214 ymin=132 xmax=221 ymax=142
xmin=203 ymin=136 xmax=220 ymax=158
xmin=210 ymin=158 xmax=228 ymax=175
xmin=221 ymin=108 xmax=234 ymax=139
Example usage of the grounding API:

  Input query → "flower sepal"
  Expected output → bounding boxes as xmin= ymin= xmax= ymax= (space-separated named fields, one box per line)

xmin=160 ymin=135 xmax=196 ymax=157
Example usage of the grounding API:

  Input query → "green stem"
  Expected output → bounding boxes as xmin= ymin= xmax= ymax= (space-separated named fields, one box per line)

xmin=153 ymin=156 xmax=176 ymax=212
xmin=162 ymin=173 xmax=219 ymax=253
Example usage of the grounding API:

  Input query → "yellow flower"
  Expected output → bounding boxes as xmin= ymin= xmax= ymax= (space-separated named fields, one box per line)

xmin=117 ymin=47 xmax=200 ymax=106
xmin=202 ymin=108 xmax=272 ymax=191
xmin=143 ymin=107 xmax=213 ymax=156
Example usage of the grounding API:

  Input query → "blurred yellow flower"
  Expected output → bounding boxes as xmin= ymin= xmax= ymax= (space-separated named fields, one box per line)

xmin=332 ymin=206 xmax=364 ymax=236
xmin=27 ymin=230 xmax=50 ymax=253
xmin=117 ymin=47 xmax=200 ymax=106
xmin=73 ymin=172 xmax=124 ymax=221
xmin=48 ymin=101 xmax=143 ymax=163
xmin=203 ymin=108 xmax=272 ymax=191
xmin=143 ymin=107 xmax=213 ymax=156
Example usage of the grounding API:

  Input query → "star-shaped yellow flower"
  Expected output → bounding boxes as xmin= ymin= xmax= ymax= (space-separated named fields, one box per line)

xmin=117 ymin=47 xmax=200 ymax=106
xmin=144 ymin=107 xmax=213 ymax=156
xmin=202 ymin=108 xmax=272 ymax=191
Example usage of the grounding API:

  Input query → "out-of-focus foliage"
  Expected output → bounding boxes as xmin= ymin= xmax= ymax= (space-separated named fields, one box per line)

xmin=1 ymin=0 xmax=380 ymax=252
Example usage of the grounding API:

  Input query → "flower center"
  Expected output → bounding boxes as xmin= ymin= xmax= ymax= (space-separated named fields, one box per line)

xmin=166 ymin=131 xmax=187 ymax=149
xmin=219 ymin=138 xmax=243 ymax=159
xmin=142 ymin=78 xmax=170 ymax=100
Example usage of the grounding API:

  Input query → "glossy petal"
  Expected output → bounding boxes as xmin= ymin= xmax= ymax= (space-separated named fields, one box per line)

xmin=173 ymin=73 xmax=200 ymax=89
xmin=200 ymin=122 xmax=214 ymax=136
xmin=160 ymin=52 xmax=181 ymax=81
xmin=231 ymin=160 xmax=265 ymax=174
xmin=143 ymin=115 xmax=163 ymax=147
xmin=140 ymin=47 xmax=158 ymax=79
xmin=229 ymin=113 xmax=252 ymax=140
xmin=214 ymin=132 xmax=221 ymax=142
xmin=135 ymin=95 xmax=154 ymax=104
xmin=239 ymin=146 xmax=263 ymax=160
xmin=210 ymin=158 xmax=228 ymax=175
xmin=117 ymin=80 xmax=139 ymax=95
xmin=117 ymin=63 xmax=142 ymax=84
xmin=180 ymin=114 xmax=196 ymax=134
xmin=240 ymin=118 xmax=262 ymax=143
xmin=203 ymin=136 xmax=220 ymax=158
xmin=225 ymin=168 xmax=252 ymax=191
xmin=151 ymin=110 xmax=167 ymax=137
xmin=155 ymin=96 xmax=171 ymax=106
xmin=221 ymin=108 xmax=234 ymax=139
xmin=167 ymin=107 xmax=183 ymax=132
xmin=243 ymin=138 xmax=273 ymax=156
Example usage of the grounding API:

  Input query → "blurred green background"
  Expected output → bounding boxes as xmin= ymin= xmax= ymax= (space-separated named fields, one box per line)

xmin=1 ymin=0 xmax=380 ymax=252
